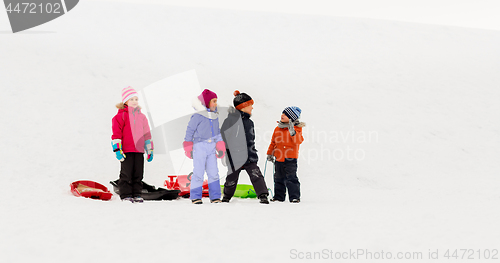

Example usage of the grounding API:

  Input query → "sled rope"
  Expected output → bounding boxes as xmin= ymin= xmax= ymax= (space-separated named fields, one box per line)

xmin=179 ymin=155 xmax=187 ymax=174
xmin=267 ymin=161 xmax=275 ymax=197
xmin=263 ymin=160 xmax=274 ymax=197
xmin=263 ymin=160 xmax=268 ymax=178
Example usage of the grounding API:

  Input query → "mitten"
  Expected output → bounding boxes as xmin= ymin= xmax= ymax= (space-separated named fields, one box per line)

xmin=215 ymin=141 xmax=226 ymax=159
xmin=145 ymin=139 xmax=154 ymax=162
xmin=288 ymin=121 xmax=296 ymax=136
xmin=267 ymin=154 xmax=275 ymax=163
xmin=183 ymin=141 xmax=194 ymax=159
xmin=112 ymin=139 xmax=126 ymax=162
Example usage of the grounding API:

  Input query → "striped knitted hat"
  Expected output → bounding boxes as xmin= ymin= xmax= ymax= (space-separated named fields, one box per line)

xmin=122 ymin=86 xmax=138 ymax=104
xmin=283 ymin=106 xmax=302 ymax=122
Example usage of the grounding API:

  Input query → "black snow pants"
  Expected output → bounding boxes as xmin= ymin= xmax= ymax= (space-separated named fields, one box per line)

xmin=118 ymin=152 xmax=144 ymax=199
xmin=273 ymin=158 xmax=300 ymax=201
xmin=223 ymin=162 xmax=269 ymax=198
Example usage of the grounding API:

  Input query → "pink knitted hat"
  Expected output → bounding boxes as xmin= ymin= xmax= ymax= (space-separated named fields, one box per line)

xmin=122 ymin=86 xmax=138 ymax=103
xmin=197 ymin=89 xmax=217 ymax=107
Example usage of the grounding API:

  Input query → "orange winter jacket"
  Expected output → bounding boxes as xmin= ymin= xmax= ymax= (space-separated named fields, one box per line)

xmin=267 ymin=122 xmax=305 ymax=162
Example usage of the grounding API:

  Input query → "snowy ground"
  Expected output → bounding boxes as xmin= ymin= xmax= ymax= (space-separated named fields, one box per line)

xmin=1 ymin=1 xmax=500 ymax=262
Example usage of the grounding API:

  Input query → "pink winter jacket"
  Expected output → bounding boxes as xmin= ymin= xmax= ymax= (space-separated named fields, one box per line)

xmin=111 ymin=105 xmax=152 ymax=153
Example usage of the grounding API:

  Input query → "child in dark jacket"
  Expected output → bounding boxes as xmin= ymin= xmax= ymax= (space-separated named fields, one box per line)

xmin=266 ymin=106 xmax=305 ymax=203
xmin=183 ymin=89 xmax=226 ymax=204
xmin=111 ymin=86 xmax=154 ymax=203
xmin=221 ymin=90 xmax=269 ymax=204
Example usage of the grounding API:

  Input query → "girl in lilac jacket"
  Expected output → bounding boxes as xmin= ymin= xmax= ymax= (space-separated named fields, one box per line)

xmin=111 ymin=86 xmax=153 ymax=203
xmin=183 ymin=89 xmax=226 ymax=204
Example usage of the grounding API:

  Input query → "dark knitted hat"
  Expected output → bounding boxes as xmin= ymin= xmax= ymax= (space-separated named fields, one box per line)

xmin=233 ymin=90 xmax=254 ymax=110
xmin=283 ymin=106 xmax=302 ymax=122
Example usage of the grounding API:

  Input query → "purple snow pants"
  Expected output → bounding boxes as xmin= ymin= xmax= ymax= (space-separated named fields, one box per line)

xmin=190 ymin=140 xmax=221 ymax=200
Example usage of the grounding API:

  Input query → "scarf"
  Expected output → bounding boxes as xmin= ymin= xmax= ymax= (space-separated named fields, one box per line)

xmin=196 ymin=109 xmax=219 ymax=120
xmin=278 ymin=120 xmax=300 ymax=136
xmin=277 ymin=120 xmax=300 ymax=128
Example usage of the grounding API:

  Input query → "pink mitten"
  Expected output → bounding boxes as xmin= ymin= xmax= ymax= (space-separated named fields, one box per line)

xmin=216 ymin=141 xmax=226 ymax=159
xmin=183 ymin=141 xmax=194 ymax=159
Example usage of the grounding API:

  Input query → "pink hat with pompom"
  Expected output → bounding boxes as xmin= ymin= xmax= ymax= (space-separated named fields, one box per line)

xmin=122 ymin=86 xmax=138 ymax=103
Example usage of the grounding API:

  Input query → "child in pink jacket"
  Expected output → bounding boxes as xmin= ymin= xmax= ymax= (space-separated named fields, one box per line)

xmin=111 ymin=86 xmax=153 ymax=203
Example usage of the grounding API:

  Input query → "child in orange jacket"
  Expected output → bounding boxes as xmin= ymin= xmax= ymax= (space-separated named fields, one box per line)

xmin=266 ymin=106 xmax=305 ymax=203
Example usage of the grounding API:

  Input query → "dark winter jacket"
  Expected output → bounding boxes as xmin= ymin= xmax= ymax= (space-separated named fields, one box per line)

xmin=221 ymin=107 xmax=258 ymax=173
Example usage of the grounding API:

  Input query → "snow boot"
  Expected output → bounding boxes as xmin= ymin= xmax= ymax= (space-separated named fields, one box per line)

xmin=122 ymin=197 xmax=134 ymax=203
xmin=133 ymin=196 xmax=144 ymax=203
xmin=221 ymin=196 xmax=231 ymax=203
xmin=259 ymin=194 xmax=269 ymax=204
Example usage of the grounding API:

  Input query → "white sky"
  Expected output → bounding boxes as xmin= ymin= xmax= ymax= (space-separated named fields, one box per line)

xmin=96 ymin=0 xmax=500 ymax=31
xmin=1 ymin=0 xmax=498 ymax=31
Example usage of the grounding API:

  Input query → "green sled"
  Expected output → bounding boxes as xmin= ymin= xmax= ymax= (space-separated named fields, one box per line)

xmin=220 ymin=184 xmax=257 ymax=199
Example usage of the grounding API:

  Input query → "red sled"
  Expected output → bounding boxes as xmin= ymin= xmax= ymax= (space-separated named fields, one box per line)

xmin=70 ymin=180 xmax=113 ymax=201
xmin=164 ymin=173 xmax=209 ymax=198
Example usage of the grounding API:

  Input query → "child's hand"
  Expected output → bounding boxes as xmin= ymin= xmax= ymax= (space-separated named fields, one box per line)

xmin=145 ymin=140 xmax=154 ymax=162
xmin=267 ymin=154 xmax=275 ymax=163
xmin=147 ymin=150 xmax=153 ymax=162
xmin=216 ymin=141 xmax=226 ymax=159
xmin=112 ymin=139 xmax=126 ymax=162
xmin=183 ymin=141 xmax=194 ymax=159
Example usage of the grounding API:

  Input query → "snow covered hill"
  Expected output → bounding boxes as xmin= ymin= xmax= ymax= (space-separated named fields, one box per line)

xmin=1 ymin=1 xmax=499 ymax=262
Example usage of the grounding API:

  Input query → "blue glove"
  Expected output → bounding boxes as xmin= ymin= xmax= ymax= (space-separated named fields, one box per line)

xmin=112 ymin=139 xmax=126 ymax=162
xmin=145 ymin=140 xmax=154 ymax=162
